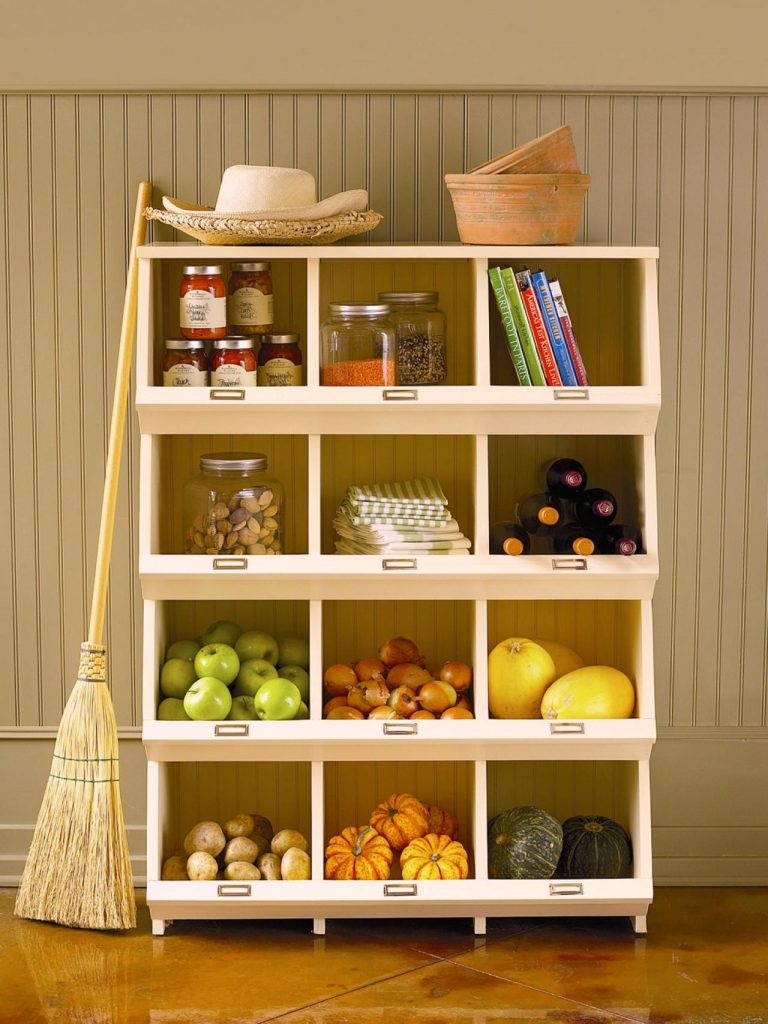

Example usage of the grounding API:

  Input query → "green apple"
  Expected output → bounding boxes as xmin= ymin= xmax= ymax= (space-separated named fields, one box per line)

xmin=294 ymin=701 xmax=309 ymax=720
xmin=235 ymin=658 xmax=279 ymax=697
xmin=235 ymin=630 xmax=279 ymax=666
xmin=252 ymin=677 xmax=301 ymax=721
xmin=278 ymin=665 xmax=309 ymax=703
xmin=201 ymin=620 xmax=242 ymax=647
xmin=228 ymin=695 xmax=256 ymax=720
xmin=183 ymin=677 xmax=233 ymax=720
xmin=194 ymin=643 xmax=239 ymax=686
xmin=157 ymin=697 xmax=191 ymax=720
xmin=277 ymin=635 xmax=310 ymax=670
xmin=160 ymin=658 xmax=198 ymax=699
xmin=166 ymin=639 xmax=201 ymax=663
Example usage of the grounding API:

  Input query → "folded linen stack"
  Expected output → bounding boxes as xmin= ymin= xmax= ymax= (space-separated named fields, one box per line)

xmin=333 ymin=478 xmax=472 ymax=555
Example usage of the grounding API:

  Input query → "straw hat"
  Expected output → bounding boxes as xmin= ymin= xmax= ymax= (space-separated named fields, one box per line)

xmin=144 ymin=165 xmax=382 ymax=244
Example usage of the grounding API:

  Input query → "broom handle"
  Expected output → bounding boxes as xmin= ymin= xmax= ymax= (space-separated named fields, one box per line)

xmin=87 ymin=181 xmax=153 ymax=646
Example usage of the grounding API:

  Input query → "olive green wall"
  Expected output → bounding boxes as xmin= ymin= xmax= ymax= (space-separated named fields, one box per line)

xmin=1 ymin=86 xmax=767 ymax=881
xmin=0 ymin=1 xmax=767 ymax=91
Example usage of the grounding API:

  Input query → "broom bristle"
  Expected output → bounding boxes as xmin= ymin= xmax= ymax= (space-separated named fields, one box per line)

xmin=15 ymin=644 xmax=136 ymax=930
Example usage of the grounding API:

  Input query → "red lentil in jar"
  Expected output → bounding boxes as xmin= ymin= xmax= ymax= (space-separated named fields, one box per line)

xmin=180 ymin=265 xmax=227 ymax=340
xmin=320 ymin=303 xmax=396 ymax=386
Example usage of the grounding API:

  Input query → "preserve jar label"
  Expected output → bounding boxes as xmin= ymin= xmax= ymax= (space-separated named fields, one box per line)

xmin=211 ymin=364 xmax=257 ymax=387
xmin=162 ymin=364 xmax=209 ymax=387
xmin=229 ymin=288 xmax=274 ymax=326
xmin=258 ymin=358 xmax=302 ymax=387
xmin=180 ymin=291 xmax=227 ymax=329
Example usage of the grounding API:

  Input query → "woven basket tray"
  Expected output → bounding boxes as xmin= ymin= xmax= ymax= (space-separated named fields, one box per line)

xmin=144 ymin=206 xmax=382 ymax=245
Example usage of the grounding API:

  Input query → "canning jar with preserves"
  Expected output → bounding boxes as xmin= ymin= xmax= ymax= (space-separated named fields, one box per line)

xmin=257 ymin=333 xmax=302 ymax=386
xmin=162 ymin=338 xmax=209 ymax=387
xmin=378 ymin=291 xmax=447 ymax=385
xmin=321 ymin=303 xmax=396 ymax=386
xmin=179 ymin=265 xmax=227 ymax=340
xmin=228 ymin=262 xmax=274 ymax=335
xmin=183 ymin=452 xmax=283 ymax=555
xmin=210 ymin=336 xmax=257 ymax=387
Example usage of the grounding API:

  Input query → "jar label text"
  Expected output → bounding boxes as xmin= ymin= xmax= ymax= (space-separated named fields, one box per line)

xmin=163 ymin=364 xmax=209 ymax=387
xmin=180 ymin=291 xmax=227 ymax=329
xmin=229 ymin=288 xmax=274 ymax=326
xmin=258 ymin=358 xmax=302 ymax=387
xmin=211 ymin=364 xmax=257 ymax=387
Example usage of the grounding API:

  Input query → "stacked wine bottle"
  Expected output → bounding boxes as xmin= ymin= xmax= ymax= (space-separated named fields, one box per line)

xmin=490 ymin=458 xmax=644 ymax=557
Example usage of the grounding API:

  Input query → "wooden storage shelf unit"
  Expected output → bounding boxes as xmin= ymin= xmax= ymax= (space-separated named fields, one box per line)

xmin=138 ymin=243 xmax=660 ymax=936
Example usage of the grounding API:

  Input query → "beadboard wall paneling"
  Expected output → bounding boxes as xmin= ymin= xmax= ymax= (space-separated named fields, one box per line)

xmin=1 ymin=91 xmax=767 ymax=884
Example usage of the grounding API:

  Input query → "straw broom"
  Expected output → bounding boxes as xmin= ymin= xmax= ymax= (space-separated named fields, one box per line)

xmin=15 ymin=181 xmax=153 ymax=930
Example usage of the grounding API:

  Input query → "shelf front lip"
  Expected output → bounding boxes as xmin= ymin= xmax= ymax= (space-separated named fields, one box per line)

xmin=139 ymin=554 xmax=659 ymax=601
xmin=138 ymin=243 xmax=660 ymax=260
xmin=142 ymin=719 xmax=656 ymax=762
xmin=146 ymin=877 xmax=652 ymax=911
xmin=136 ymin=385 xmax=661 ymax=436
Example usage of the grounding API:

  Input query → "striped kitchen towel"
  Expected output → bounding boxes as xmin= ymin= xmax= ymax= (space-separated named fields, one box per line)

xmin=347 ymin=477 xmax=448 ymax=507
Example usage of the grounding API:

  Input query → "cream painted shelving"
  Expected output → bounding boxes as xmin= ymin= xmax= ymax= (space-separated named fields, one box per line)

xmin=138 ymin=243 xmax=659 ymax=937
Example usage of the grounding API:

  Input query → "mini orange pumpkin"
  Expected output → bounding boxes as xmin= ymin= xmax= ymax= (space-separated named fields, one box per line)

xmin=324 ymin=825 xmax=393 ymax=880
xmin=369 ymin=792 xmax=429 ymax=851
xmin=400 ymin=833 xmax=469 ymax=881
xmin=426 ymin=805 xmax=460 ymax=840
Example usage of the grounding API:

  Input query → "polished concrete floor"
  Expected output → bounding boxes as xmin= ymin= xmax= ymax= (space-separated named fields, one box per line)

xmin=2 ymin=887 xmax=766 ymax=1023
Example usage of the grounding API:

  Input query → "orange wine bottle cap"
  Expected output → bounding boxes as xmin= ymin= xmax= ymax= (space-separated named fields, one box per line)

xmin=502 ymin=537 xmax=524 ymax=556
xmin=573 ymin=536 xmax=595 ymax=556
xmin=538 ymin=506 xmax=560 ymax=526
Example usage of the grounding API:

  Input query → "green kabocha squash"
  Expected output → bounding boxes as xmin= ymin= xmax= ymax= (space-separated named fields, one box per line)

xmin=488 ymin=806 xmax=563 ymax=880
xmin=557 ymin=815 xmax=633 ymax=879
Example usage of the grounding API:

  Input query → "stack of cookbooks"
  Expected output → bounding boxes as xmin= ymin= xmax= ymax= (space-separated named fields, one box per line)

xmin=333 ymin=478 xmax=472 ymax=555
xmin=489 ymin=266 xmax=589 ymax=386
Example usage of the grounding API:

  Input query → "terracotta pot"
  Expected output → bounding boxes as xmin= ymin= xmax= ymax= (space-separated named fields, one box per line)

xmin=444 ymin=173 xmax=590 ymax=245
xmin=468 ymin=125 xmax=580 ymax=175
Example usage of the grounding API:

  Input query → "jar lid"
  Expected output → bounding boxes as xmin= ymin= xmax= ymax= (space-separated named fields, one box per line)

xmin=182 ymin=265 xmax=223 ymax=275
xmin=214 ymin=335 xmax=255 ymax=349
xmin=231 ymin=262 xmax=271 ymax=272
xmin=328 ymin=302 xmax=391 ymax=317
xmin=378 ymin=291 xmax=439 ymax=305
xmin=200 ymin=452 xmax=268 ymax=472
xmin=165 ymin=338 xmax=204 ymax=350
xmin=261 ymin=333 xmax=300 ymax=345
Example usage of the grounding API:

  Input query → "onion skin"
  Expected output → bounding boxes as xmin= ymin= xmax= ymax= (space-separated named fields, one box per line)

xmin=323 ymin=696 xmax=349 ymax=716
xmin=439 ymin=661 xmax=473 ymax=694
xmin=386 ymin=663 xmax=432 ymax=689
xmin=347 ymin=680 xmax=390 ymax=714
xmin=388 ymin=685 xmax=419 ymax=717
xmin=326 ymin=705 xmax=365 ymax=720
xmin=368 ymin=706 xmax=404 ymax=720
xmin=379 ymin=636 xmax=423 ymax=668
xmin=354 ymin=657 xmax=387 ymax=683
xmin=323 ymin=663 xmax=358 ymax=697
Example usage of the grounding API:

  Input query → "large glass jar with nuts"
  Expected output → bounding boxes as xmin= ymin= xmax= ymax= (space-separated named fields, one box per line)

xmin=182 ymin=453 xmax=283 ymax=556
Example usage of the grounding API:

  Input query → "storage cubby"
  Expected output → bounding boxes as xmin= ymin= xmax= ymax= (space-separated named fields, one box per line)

xmin=487 ymin=434 xmax=655 ymax=557
xmin=146 ymin=258 xmax=308 ymax=387
xmin=486 ymin=759 xmax=650 ymax=883
xmin=143 ymin=598 xmax=311 ymax=722
xmin=320 ymin=434 xmax=476 ymax=554
xmin=487 ymin=599 xmax=654 ymax=723
xmin=144 ymin=434 xmax=309 ymax=555
xmin=319 ymin=258 xmax=476 ymax=385
xmin=488 ymin=258 xmax=650 ymax=388
xmin=137 ymin=244 xmax=659 ymax=935
xmin=323 ymin=760 xmax=478 ymax=878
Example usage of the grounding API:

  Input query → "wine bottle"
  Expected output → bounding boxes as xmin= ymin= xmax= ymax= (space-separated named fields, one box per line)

xmin=574 ymin=487 xmax=618 ymax=527
xmin=490 ymin=522 xmax=531 ymax=556
xmin=600 ymin=524 xmax=643 ymax=556
xmin=544 ymin=457 xmax=588 ymax=498
xmin=515 ymin=493 xmax=563 ymax=534
xmin=552 ymin=523 xmax=603 ymax=556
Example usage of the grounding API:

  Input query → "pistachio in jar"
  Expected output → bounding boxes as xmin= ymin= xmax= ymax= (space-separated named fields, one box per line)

xmin=182 ymin=453 xmax=283 ymax=555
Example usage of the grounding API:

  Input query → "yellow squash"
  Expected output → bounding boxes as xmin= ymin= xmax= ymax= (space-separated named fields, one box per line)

xmin=541 ymin=665 xmax=635 ymax=719
xmin=488 ymin=638 xmax=556 ymax=719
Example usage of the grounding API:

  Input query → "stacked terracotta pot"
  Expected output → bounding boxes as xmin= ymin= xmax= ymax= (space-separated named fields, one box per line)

xmin=445 ymin=125 xmax=590 ymax=245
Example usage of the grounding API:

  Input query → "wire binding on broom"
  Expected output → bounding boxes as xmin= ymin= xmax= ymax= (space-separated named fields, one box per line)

xmin=14 ymin=643 xmax=136 ymax=930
